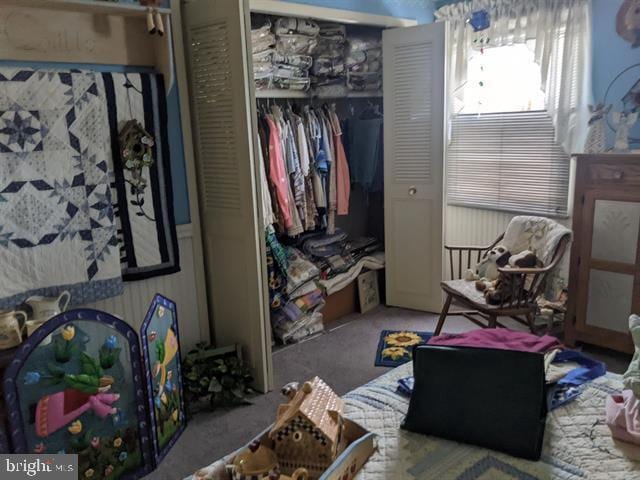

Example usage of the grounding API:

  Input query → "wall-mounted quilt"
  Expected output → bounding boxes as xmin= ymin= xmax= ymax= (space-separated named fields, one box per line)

xmin=103 ymin=73 xmax=180 ymax=281
xmin=0 ymin=68 xmax=179 ymax=309
xmin=0 ymin=69 xmax=124 ymax=309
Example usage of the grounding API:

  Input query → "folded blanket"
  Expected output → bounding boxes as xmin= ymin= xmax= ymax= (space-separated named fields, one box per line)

xmin=502 ymin=215 xmax=572 ymax=301
xmin=302 ymin=229 xmax=348 ymax=258
xmin=319 ymin=252 xmax=385 ymax=295
xmin=285 ymin=248 xmax=320 ymax=294
xmin=428 ymin=329 xmax=562 ymax=353
xmin=0 ymin=68 xmax=123 ymax=308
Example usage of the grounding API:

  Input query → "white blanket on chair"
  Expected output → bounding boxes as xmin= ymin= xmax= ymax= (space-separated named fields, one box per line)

xmin=502 ymin=216 xmax=572 ymax=301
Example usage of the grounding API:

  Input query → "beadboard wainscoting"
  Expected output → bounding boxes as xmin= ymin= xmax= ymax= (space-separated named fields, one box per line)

xmin=83 ymin=224 xmax=209 ymax=352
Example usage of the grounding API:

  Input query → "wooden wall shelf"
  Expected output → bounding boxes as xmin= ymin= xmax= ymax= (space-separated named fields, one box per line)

xmin=0 ymin=0 xmax=171 ymax=16
xmin=0 ymin=0 xmax=174 ymax=90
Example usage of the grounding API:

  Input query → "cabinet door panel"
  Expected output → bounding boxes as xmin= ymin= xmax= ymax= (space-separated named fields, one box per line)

xmin=585 ymin=269 xmax=635 ymax=333
xmin=591 ymin=199 xmax=640 ymax=265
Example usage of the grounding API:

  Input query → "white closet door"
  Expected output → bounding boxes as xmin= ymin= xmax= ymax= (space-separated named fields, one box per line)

xmin=183 ymin=0 xmax=271 ymax=391
xmin=383 ymin=22 xmax=445 ymax=312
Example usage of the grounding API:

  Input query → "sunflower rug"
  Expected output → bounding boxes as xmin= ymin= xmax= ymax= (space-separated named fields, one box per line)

xmin=375 ymin=330 xmax=433 ymax=367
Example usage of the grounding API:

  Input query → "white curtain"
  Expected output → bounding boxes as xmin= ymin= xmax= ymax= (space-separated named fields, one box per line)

xmin=435 ymin=0 xmax=592 ymax=154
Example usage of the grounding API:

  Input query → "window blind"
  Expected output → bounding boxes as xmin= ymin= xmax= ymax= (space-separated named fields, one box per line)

xmin=446 ymin=111 xmax=570 ymax=217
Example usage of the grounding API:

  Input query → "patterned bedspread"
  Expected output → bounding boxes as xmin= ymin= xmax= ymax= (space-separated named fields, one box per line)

xmin=188 ymin=364 xmax=640 ymax=480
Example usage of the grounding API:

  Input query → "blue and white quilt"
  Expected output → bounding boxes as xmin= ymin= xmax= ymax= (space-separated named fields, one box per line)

xmin=0 ymin=69 xmax=123 ymax=308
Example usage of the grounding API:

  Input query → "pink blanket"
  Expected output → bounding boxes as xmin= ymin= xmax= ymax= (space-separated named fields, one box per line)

xmin=428 ymin=329 xmax=562 ymax=353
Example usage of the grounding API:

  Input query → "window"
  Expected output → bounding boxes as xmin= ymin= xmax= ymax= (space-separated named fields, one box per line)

xmin=447 ymin=44 xmax=570 ymax=217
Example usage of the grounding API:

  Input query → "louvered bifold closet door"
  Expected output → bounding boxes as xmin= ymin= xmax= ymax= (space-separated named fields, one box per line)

xmin=183 ymin=0 xmax=271 ymax=391
xmin=383 ymin=22 xmax=446 ymax=312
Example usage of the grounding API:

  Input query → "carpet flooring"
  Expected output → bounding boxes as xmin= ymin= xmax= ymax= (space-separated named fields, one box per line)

xmin=151 ymin=306 xmax=632 ymax=479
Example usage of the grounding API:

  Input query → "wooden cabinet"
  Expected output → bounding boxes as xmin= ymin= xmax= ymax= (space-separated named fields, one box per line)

xmin=565 ymin=154 xmax=640 ymax=354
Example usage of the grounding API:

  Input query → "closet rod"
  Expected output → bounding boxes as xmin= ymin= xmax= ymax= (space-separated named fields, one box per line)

xmin=255 ymin=90 xmax=382 ymax=100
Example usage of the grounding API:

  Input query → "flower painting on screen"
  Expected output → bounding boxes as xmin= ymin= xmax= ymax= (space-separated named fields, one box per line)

xmin=141 ymin=294 xmax=186 ymax=463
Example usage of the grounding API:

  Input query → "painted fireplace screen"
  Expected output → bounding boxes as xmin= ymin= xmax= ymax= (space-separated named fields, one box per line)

xmin=2 ymin=295 xmax=185 ymax=480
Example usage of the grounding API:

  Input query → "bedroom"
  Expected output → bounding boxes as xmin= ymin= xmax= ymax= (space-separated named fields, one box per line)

xmin=0 ymin=0 xmax=639 ymax=479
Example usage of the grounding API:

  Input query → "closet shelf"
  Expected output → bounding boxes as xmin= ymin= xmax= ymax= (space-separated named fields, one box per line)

xmin=255 ymin=89 xmax=382 ymax=99
xmin=0 ymin=0 xmax=171 ymax=16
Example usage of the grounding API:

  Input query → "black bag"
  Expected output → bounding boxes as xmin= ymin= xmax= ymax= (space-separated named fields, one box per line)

xmin=402 ymin=345 xmax=548 ymax=460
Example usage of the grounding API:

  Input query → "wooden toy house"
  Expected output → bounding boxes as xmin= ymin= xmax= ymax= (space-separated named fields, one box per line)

xmin=269 ymin=377 xmax=347 ymax=479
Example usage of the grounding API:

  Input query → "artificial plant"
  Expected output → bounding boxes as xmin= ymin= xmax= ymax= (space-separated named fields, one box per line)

xmin=181 ymin=343 xmax=253 ymax=414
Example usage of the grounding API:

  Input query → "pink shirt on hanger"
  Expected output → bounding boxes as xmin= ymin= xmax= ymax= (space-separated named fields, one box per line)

xmin=266 ymin=115 xmax=293 ymax=229
xmin=330 ymin=110 xmax=351 ymax=216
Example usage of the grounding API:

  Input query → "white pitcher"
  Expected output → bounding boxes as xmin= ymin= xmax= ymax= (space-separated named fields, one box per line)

xmin=26 ymin=291 xmax=70 ymax=321
xmin=0 ymin=310 xmax=27 ymax=350
xmin=25 ymin=291 xmax=70 ymax=343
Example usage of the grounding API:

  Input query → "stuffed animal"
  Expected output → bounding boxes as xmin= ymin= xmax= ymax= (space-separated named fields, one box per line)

xmin=140 ymin=0 xmax=164 ymax=36
xmin=465 ymin=245 xmax=511 ymax=282
xmin=476 ymin=250 xmax=542 ymax=305
xmin=508 ymin=250 xmax=542 ymax=269
xmin=479 ymin=273 xmax=525 ymax=305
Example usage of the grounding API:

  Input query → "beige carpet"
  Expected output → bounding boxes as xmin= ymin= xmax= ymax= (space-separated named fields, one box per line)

xmin=151 ymin=306 xmax=631 ymax=479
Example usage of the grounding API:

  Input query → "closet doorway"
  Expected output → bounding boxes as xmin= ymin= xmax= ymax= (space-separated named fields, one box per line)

xmin=182 ymin=0 xmax=445 ymax=391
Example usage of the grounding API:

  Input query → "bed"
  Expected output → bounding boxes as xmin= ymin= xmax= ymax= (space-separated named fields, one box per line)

xmin=187 ymin=363 xmax=640 ymax=480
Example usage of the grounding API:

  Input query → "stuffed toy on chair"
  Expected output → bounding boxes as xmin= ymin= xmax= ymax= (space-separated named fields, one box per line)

xmin=476 ymin=250 xmax=542 ymax=305
xmin=465 ymin=245 xmax=511 ymax=282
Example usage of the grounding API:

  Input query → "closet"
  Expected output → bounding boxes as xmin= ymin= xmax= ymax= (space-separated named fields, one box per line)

xmin=182 ymin=0 xmax=445 ymax=391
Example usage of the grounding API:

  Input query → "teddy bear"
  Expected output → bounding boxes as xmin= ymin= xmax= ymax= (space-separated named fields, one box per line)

xmin=476 ymin=250 xmax=542 ymax=305
xmin=465 ymin=245 xmax=511 ymax=283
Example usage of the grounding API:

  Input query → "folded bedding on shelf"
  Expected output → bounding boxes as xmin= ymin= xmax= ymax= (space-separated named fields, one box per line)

xmin=346 ymin=34 xmax=383 ymax=91
xmin=302 ymin=229 xmax=348 ymax=257
xmin=274 ymin=17 xmax=320 ymax=37
xmin=320 ymin=252 xmax=385 ymax=295
xmin=0 ymin=68 xmax=123 ymax=308
xmin=272 ymin=310 xmax=324 ymax=343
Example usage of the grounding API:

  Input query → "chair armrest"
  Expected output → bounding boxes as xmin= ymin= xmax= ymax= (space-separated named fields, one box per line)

xmin=497 ymin=265 xmax=553 ymax=275
xmin=445 ymin=244 xmax=494 ymax=251
xmin=444 ymin=233 xmax=505 ymax=253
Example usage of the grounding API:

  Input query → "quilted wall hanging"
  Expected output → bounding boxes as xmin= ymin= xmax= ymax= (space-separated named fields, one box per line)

xmin=103 ymin=72 xmax=180 ymax=281
xmin=0 ymin=69 xmax=124 ymax=309
xmin=2 ymin=309 xmax=154 ymax=479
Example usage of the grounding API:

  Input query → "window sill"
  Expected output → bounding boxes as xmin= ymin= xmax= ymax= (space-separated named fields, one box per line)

xmin=446 ymin=201 xmax=570 ymax=220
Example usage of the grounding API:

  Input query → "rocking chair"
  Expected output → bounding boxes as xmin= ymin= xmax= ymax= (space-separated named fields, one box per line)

xmin=434 ymin=224 xmax=571 ymax=336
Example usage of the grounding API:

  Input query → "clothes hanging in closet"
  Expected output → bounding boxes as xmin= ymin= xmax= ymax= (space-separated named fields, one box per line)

xmin=256 ymin=103 xmax=351 ymax=238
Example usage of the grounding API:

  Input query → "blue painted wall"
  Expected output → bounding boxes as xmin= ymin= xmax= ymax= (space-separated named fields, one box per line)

xmin=591 ymin=0 xmax=640 ymax=126
xmin=281 ymin=0 xmax=435 ymax=23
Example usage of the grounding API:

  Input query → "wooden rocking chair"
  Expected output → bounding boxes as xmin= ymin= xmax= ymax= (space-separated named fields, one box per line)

xmin=434 ymin=232 xmax=571 ymax=336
